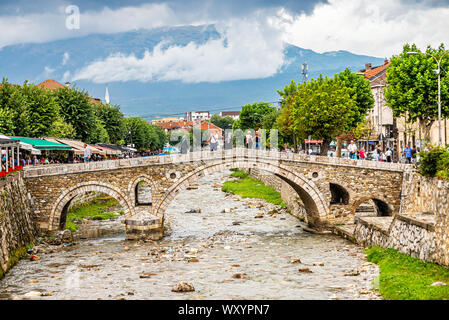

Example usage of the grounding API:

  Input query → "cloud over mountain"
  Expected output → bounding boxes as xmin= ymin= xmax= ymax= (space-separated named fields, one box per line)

xmin=73 ymin=18 xmax=286 ymax=83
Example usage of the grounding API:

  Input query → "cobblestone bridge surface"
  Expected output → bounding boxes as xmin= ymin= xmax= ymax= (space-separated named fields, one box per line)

xmin=22 ymin=148 xmax=411 ymax=240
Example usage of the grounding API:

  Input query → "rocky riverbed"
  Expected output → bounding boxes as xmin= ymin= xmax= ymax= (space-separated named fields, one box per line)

xmin=0 ymin=170 xmax=381 ymax=300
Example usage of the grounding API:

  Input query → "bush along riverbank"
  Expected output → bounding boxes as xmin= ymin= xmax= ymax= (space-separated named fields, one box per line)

xmin=222 ymin=170 xmax=286 ymax=208
xmin=65 ymin=195 xmax=124 ymax=232
xmin=366 ymin=246 xmax=449 ymax=300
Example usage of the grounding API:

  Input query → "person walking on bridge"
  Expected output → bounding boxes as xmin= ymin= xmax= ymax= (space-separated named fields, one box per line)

xmin=84 ymin=144 xmax=91 ymax=163
xmin=347 ymin=140 xmax=357 ymax=159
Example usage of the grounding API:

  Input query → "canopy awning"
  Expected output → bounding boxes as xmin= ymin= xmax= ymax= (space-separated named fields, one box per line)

xmin=44 ymin=138 xmax=106 ymax=156
xmin=94 ymin=145 xmax=121 ymax=155
xmin=9 ymin=137 xmax=72 ymax=150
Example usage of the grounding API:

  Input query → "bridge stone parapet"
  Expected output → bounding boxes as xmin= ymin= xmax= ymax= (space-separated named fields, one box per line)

xmin=21 ymin=149 xmax=410 ymax=240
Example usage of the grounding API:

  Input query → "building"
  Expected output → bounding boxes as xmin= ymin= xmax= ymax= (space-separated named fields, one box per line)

xmin=151 ymin=117 xmax=181 ymax=124
xmin=219 ymin=111 xmax=240 ymax=120
xmin=185 ymin=111 xmax=210 ymax=121
xmin=155 ymin=120 xmax=222 ymax=137
xmin=358 ymin=61 xmax=395 ymax=151
xmin=37 ymin=79 xmax=101 ymax=104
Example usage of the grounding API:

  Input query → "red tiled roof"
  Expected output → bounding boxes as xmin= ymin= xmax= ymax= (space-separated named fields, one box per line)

xmin=37 ymin=79 xmax=65 ymax=90
xmin=156 ymin=120 xmax=222 ymax=133
xmin=37 ymin=79 xmax=101 ymax=104
xmin=359 ymin=60 xmax=391 ymax=80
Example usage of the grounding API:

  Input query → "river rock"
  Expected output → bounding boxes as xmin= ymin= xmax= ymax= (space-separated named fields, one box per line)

xmin=172 ymin=282 xmax=195 ymax=292
xmin=344 ymin=269 xmax=360 ymax=276
xmin=232 ymin=273 xmax=247 ymax=279
xmin=23 ymin=291 xmax=43 ymax=298
xmin=290 ymin=259 xmax=302 ymax=264
xmin=30 ymin=255 xmax=40 ymax=261
xmin=298 ymin=267 xmax=312 ymax=273
xmin=140 ymin=273 xmax=157 ymax=278
xmin=187 ymin=258 xmax=199 ymax=263
xmin=254 ymin=214 xmax=263 ymax=218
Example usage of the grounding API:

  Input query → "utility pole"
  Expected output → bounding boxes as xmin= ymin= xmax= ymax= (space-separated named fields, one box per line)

xmin=301 ymin=62 xmax=308 ymax=82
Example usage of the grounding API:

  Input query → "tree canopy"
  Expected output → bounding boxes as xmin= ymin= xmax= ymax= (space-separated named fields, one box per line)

xmin=384 ymin=43 xmax=449 ymax=141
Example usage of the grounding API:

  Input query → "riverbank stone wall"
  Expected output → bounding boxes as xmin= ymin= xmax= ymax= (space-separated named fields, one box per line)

xmin=0 ymin=173 xmax=38 ymax=278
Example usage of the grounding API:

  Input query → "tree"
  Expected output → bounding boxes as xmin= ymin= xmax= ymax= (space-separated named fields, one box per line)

xmin=51 ymin=86 xmax=96 ymax=142
xmin=291 ymin=76 xmax=357 ymax=156
xmin=335 ymin=68 xmax=374 ymax=156
xmin=20 ymin=82 xmax=60 ymax=137
xmin=210 ymin=114 xmax=234 ymax=130
xmin=232 ymin=102 xmax=275 ymax=131
xmin=0 ymin=78 xmax=28 ymax=136
xmin=335 ymin=68 xmax=374 ymax=128
xmin=277 ymin=80 xmax=299 ymax=150
xmin=93 ymin=103 xmax=124 ymax=144
xmin=48 ymin=118 xmax=77 ymax=139
xmin=122 ymin=117 xmax=167 ymax=151
xmin=385 ymin=43 xmax=449 ymax=142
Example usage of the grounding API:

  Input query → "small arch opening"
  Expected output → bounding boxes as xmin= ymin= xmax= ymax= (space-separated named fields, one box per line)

xmin=135 ymin=181 xmax=152 ymax=206
xmin=354 ymin=198 xmax=392 ymax=222
xmin=329 ymin=183 xmax=349 ymax=205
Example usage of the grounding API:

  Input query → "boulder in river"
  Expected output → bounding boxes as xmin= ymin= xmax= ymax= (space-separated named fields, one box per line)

xmin=172 ymin=282 xmax=195 ymax=292
xmin=290 ymin=259 xmax=302 ymax=264
xmin=298 ymin=267 xmax=312 ymax=273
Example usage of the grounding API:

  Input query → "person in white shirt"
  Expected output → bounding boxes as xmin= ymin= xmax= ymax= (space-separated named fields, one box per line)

xmin=347 ymin=140 xmax=357 ymax=159
xmin=245 ymin=131 xmax=253 ymax=149
xmin=83 ymin=144 xmax=91 ymax=163
xmin=209 ymin=133 xmax=218 ymax=151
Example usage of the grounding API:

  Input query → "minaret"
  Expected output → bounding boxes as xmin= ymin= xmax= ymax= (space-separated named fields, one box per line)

xmin=105 ymin=86 xmax=110 ymax=104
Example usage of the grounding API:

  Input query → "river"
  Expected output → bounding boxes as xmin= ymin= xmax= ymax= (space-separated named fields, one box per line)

xmin=0 ymin=170 xmax=381 ymax=300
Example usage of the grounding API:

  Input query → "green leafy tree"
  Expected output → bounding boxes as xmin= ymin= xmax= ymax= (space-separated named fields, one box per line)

xmin=277 ymin=80 xmax=299 ymax=149
xmin=20 ymin=82 xmax=60 ymax=137
xmin=233 ymin=102 xmax=275 ymax=131
xmin=51 ymin=86 xmax=96 ymax=142
xmin=210 ymin=114 xmax=234 ymax=130
xmin=122 ymin=117 xmax=167 ymax=151
xmin=93 ymin=103 xmax=124 ymax=144
xmin=335 ymin=68 xmax=374 ymax=127
xmin=291 ymin=76 xmax=357 ymax=155
xmin=0 ymin=78 xmax=28 ymax=136
xmin=47 ymin=117 xmax=77 ymax=139
xmin=385 ymin=43 xmax=449 ymax=142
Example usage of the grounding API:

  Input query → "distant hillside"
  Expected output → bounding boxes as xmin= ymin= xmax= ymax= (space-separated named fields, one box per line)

xmin=0 ymin=25 xmax=385 ymax=120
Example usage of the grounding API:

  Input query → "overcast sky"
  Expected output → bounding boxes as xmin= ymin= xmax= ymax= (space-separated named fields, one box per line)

xmin=1 ymin=0 xmax=449 ymax=83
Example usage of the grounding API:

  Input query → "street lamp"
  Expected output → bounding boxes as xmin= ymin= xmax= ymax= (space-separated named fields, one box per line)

xmin=407 ymin=50 xmax=449 ymax=145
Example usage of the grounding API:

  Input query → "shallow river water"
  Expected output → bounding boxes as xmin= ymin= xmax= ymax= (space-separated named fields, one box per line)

xmin=0 ymin=171 xmax=380 ymax=300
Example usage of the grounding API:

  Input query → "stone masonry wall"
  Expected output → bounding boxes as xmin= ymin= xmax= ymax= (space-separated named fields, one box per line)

xmin=246 ymin=168 xmax=307 ymax=221
xmin=0 ymin=173 xmax=38 ymax=278
xmin=399 ymin=171 xmax=449 ymax=266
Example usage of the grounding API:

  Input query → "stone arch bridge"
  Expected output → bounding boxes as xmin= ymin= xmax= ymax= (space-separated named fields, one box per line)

xmin=22 ymin=148 xmax=410 ymax=240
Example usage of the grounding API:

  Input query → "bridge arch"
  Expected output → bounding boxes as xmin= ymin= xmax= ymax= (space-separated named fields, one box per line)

xmin=154 ymin=158 xmax=329 ymax=227
xmin=350 ymin=195 xmax=394 ymax=218
xmin=329 ymin=182 xmax=351 ymax=205
xmin=48 ymin=182 xmax=133 ymax=231
xmin=128 ymin=175 xmax=156 ymax=206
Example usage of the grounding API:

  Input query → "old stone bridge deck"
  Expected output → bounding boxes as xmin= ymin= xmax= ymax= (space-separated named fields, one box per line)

xmin=22 ymin=148 xmax=411 ymax=240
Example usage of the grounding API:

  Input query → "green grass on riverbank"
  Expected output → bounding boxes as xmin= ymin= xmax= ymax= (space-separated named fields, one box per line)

xmin=366 ymin=246 xmax=449 ymax=300
xmin=65 ymin=196 xmax=121 ymax=232
xmin=222 ymin=170 xmax=286 ymax=207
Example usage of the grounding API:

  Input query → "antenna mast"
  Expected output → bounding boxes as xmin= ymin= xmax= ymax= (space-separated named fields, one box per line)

xmin=301 ymin=62 xmax=308 ymax=82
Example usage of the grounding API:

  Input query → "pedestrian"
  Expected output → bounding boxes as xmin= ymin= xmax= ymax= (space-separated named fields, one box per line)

xmin=245 ymin=131 xmax=253 ymax=149
xmin=376 ymin=144 xmax=382 ymax=161
xmin=225 ymin=131 xmax=233 ymax=150
xmin=403 ymin=144 xmax=412 ymax=164
xmin=411 ymin=145 xmax=417 ymax=163
xmin=359 ymin=148 xmax=366 ymax=160
xmin=385 ymin=148 xmax=392 ymax=162
xmin=254 ymin=131 xmax=260 ymax=150
xmin=347 ymin=140 xmax=357 ymax=159
xmin=84 ymin=144 xmax=91 ymax=163
xmin=209 ymin=132 xmax=218 ymax=151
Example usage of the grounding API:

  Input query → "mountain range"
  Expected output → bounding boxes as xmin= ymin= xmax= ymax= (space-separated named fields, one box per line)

xmin=0 ymin=25 xmax=385 ymax=121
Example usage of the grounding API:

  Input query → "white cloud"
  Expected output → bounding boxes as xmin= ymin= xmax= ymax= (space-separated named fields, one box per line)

xmin=44 ymin=66 xmax=55 ymax=76
xmin=0 ymin=3 xmax=198 ymax=49
xmin=272 ymin=0 xmax=449 ymax=57
xmin=72 ymin=17 xmax=286 ymax=83
xmin=62 ymin=52 xmax=70 ymax=65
